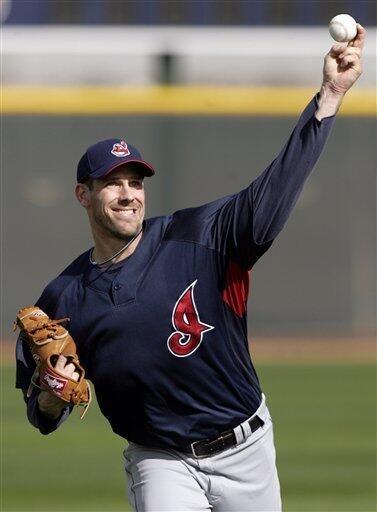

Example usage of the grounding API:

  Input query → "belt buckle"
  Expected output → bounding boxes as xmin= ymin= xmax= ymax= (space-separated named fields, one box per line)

xmin=190 ymin=439 xmax=207 ymax=458
xmin=191 ymin=433 xmax=230 ymax=458
xmin=190 ymin=418 xmax=263 ymax=458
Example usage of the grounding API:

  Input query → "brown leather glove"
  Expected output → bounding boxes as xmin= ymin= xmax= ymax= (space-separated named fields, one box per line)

xmin=15 ymin=306 xmax=91 ymax=417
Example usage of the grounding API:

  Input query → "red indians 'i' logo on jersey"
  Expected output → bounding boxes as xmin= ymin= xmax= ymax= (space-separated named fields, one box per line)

xmin=167 ymin=280 xmax=214 ymax=357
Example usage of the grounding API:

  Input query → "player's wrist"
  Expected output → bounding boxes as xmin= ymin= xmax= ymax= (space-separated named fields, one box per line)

xmin=320 ymin=80 xmax=347 ymax=98
xmin=315 ymin=83 xmax=345 ymax=121
xmin=37 ymin=391 xmax=67 ymax=419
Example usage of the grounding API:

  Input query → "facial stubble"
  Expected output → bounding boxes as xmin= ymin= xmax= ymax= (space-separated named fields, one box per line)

xmin=93 ymin=209 xmax=142 ymax=242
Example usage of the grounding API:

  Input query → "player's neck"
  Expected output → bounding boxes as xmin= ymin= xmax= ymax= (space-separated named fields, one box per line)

xmin=91 ymin=230 xmax=143 ymax=265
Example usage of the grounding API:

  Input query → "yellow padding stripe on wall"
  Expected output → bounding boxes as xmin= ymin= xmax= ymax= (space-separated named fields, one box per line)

xmin=1 ymin=86 xmax=376 ymax=116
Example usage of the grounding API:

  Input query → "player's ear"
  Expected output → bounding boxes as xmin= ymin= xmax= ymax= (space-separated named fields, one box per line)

xmin=75 ymin=183 xmax=91 ymax=208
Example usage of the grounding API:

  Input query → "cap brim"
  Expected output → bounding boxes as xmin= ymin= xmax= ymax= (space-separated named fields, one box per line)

xmin=90 ymin=159 xmax=155 ymax=179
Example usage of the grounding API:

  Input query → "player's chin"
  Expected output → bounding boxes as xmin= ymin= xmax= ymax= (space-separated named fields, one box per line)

xmin=111 ymin=220 xmax=142 ymax=239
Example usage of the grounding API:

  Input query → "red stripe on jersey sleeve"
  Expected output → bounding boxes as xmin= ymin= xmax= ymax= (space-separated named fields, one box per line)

xmin=222 ymin=261 xmax=250 ymax=317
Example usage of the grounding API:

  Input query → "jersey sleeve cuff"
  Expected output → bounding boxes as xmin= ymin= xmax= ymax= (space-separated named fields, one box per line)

xmin=314 ymin=92 xmax=337 ymax=123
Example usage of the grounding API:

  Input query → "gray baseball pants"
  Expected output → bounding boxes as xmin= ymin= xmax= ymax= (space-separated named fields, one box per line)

xmin=123 ymin=396 xmax=282 ymax=511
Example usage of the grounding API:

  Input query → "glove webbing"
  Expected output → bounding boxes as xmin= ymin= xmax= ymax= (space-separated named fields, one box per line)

xmin=28 ymin=317 xmax=70 ymax=335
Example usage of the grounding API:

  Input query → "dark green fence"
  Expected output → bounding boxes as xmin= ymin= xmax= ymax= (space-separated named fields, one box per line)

xmin=3 ymin=113 xmax=375 ymax=336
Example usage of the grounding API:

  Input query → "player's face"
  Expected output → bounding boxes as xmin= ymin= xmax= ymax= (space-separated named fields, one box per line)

xmin=85 ymin=167 xmax=145 ymax=241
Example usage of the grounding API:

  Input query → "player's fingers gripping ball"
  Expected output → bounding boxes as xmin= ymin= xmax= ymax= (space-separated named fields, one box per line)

xmin=328 ymin=44 xmax=362 ymax=70
xmin=14 ymin=306 xmax=91 ymax=417
xmin=337 ymin=46 xmax=362 ymax=69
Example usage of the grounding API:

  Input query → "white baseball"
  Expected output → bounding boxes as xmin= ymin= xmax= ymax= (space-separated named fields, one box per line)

xmin=329 ymin=14 xmax=357 ymax=42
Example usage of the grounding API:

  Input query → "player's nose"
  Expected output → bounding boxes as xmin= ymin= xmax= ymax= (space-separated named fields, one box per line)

xmin=117 ymin=182 xmax=134 ymax=202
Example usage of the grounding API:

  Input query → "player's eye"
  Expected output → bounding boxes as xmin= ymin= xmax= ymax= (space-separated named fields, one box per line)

xmin=129 ymin=180 xmax=143 ymax=188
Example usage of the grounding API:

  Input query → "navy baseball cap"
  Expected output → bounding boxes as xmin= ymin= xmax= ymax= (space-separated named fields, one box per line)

xmin=77 ymin=138 xmax=155 ymax=183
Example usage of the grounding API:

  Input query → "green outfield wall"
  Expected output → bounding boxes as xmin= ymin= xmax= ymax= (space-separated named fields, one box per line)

xmin=2 ymin=113 xmax=376 ymax=336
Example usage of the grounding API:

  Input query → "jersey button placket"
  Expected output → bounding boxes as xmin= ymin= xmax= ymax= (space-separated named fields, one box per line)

xmin=112 ymin=283 xmax=122 ymax=305
xmin=111 ymin=282 xmax=123 ymax=305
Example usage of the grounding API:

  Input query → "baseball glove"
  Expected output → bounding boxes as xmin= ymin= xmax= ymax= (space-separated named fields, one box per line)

xmin=14 ymin=306 xmax=91 ymax=418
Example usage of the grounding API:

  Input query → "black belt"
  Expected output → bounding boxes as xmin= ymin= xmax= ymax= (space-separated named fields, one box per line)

xmin=188 ymin=415 xmax=264 ymax=458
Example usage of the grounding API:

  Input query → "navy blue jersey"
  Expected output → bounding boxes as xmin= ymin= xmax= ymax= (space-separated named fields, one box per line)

xmin=16 ymin=97 xmax=335 ymax=449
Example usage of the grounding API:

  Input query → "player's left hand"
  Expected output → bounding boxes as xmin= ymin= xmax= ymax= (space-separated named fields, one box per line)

xmin=322 ymin=23 xmax=365 ymax=95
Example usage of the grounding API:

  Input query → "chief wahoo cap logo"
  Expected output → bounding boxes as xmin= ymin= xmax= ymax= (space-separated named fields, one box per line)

xmin=111 ymin=140 xmax=131 ymax=157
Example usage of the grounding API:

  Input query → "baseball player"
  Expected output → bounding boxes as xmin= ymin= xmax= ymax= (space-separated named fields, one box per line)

xmin=16 ymin=27 xmax=365 ymax=511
